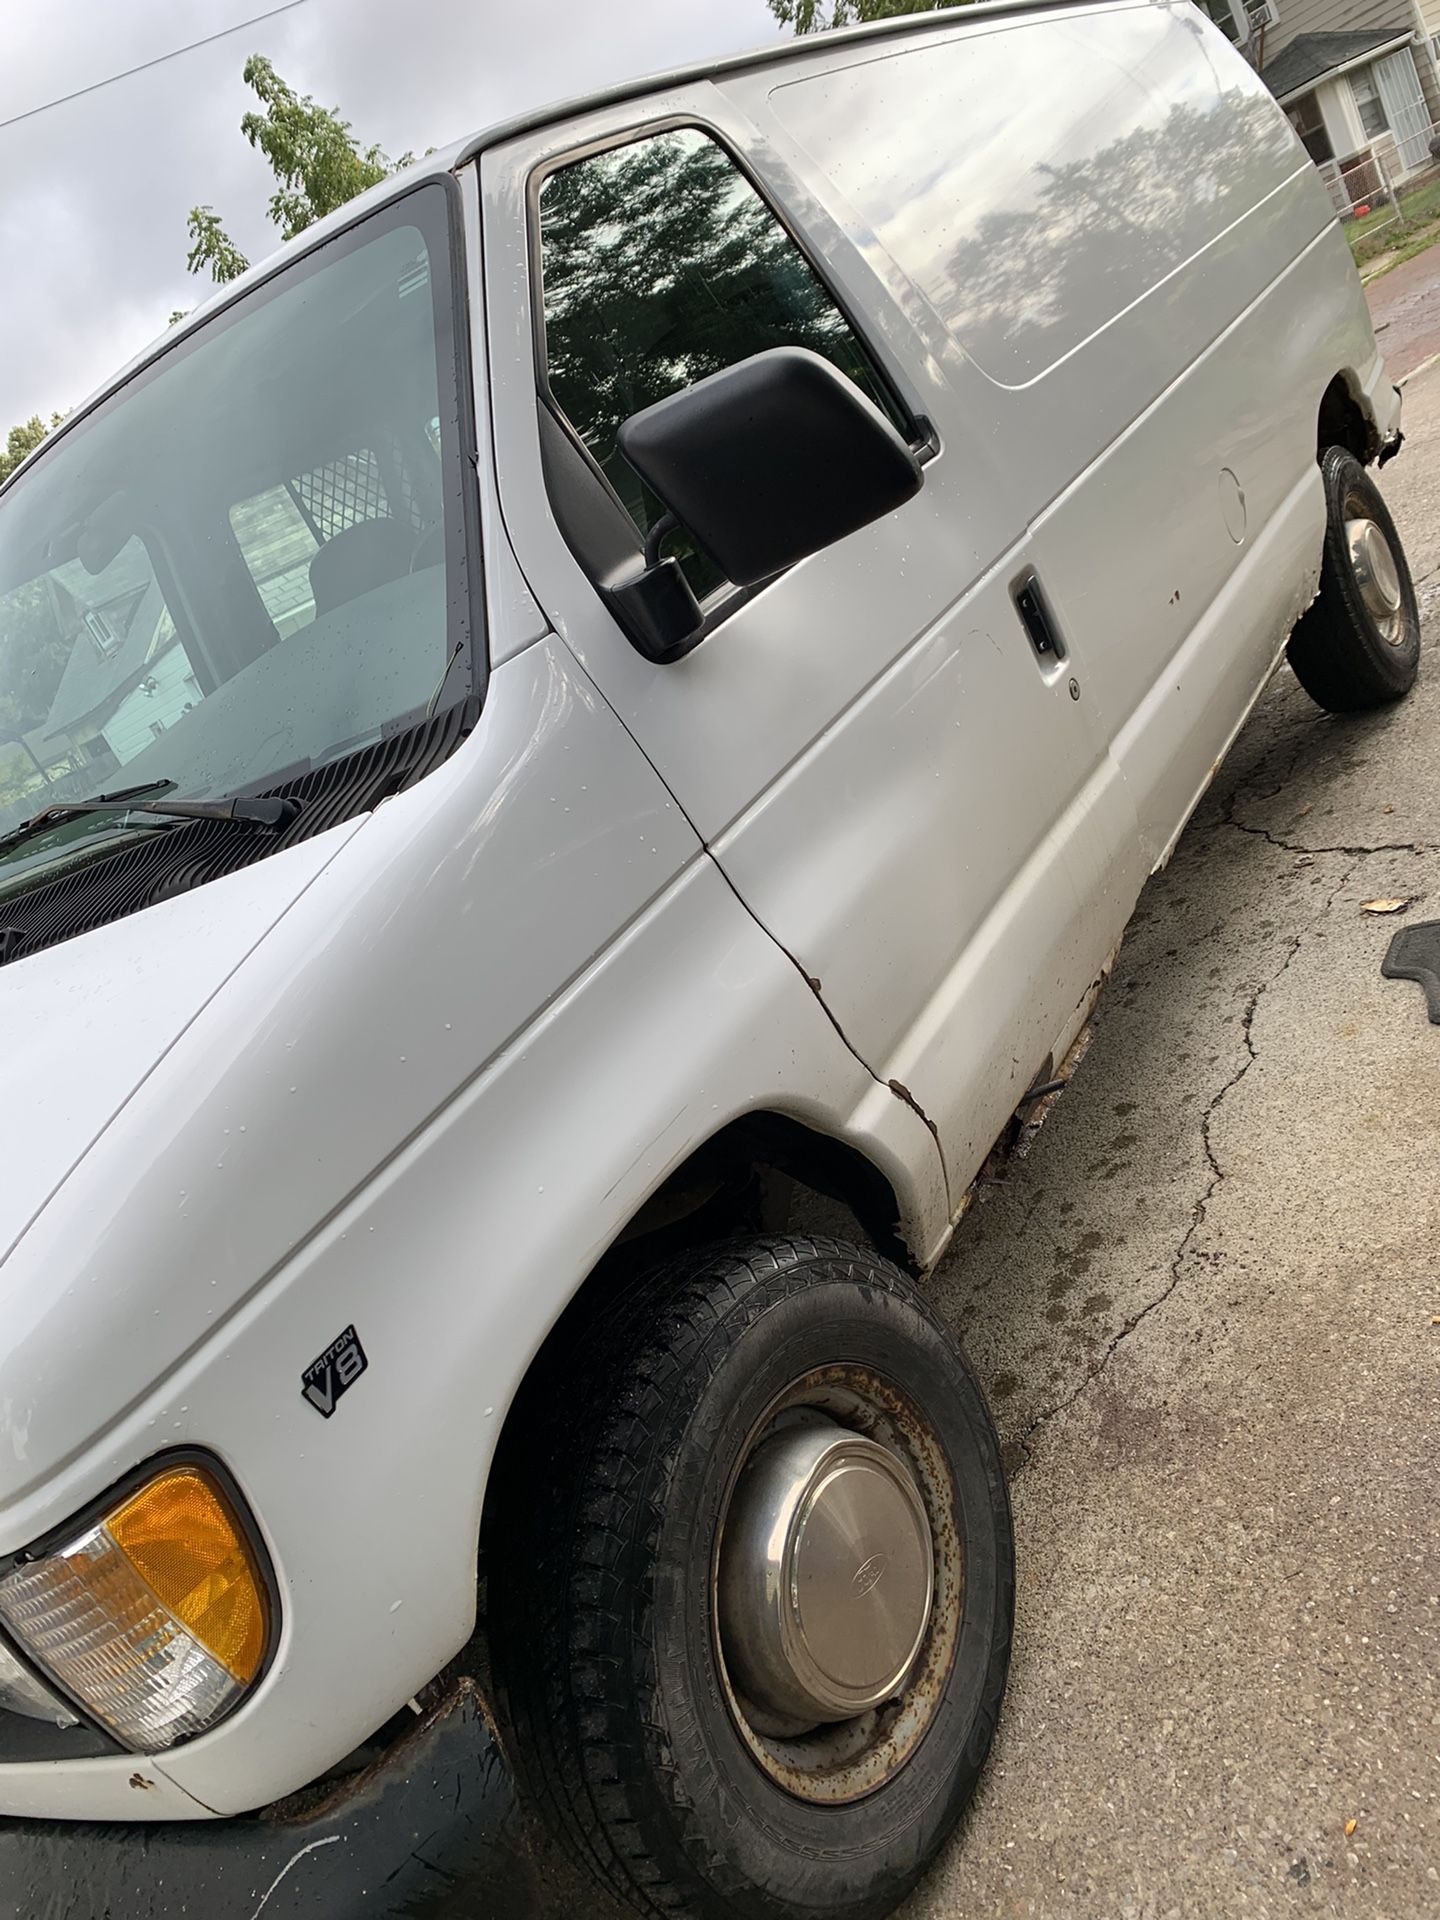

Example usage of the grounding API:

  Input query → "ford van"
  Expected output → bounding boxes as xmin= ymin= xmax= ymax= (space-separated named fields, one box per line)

xmin=0 ymin=3 xmax=1417 ymax=1915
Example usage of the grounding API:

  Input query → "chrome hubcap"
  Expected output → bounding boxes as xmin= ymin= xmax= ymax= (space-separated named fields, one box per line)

xmin=711 ymin=1367 xmax=961 ymax=1805
xmin=1346 ymin=512 xmax=1405 ymax=645
xmin=717 ymin=1425 xmax=933 ymax=1731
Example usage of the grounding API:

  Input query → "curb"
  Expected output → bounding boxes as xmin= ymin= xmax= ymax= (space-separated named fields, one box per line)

xmin=1399 ymin=351 xmax=1440 ymax=387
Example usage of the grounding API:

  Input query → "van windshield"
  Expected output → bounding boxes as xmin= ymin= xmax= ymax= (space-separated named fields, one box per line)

xmin=0 ymin=185 xmax=473 ymax=894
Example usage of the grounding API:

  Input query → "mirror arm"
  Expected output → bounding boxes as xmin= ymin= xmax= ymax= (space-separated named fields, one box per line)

xmin=643 ymin=510 xmax=680 ymax=571
xmin=605 ymin=555 xmax=705 ymax=666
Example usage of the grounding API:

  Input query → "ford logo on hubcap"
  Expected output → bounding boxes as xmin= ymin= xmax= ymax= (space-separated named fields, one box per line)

xmin=852 ymin=1553 xmax=888 ymax=1597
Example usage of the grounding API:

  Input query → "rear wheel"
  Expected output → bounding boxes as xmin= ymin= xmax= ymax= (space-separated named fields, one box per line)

xmin=490 ymin=1235 xmax=1013 ymax=1920
xmin=1287 ymin=445 xmax=1420 ymax=712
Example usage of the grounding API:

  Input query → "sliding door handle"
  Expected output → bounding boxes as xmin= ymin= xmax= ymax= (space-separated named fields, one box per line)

xmin=1013 ymin=574 xmax=1067 ymax=663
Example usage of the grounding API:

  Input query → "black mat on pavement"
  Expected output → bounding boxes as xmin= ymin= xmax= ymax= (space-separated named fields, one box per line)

xmin=1381 ymin=920 xmax=1440 ymax=1023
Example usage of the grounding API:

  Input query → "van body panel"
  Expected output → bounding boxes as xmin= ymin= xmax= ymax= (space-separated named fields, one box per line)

xmin=458 ymin=168 xmax=551 ymax=667
xmin=146 ymin=850 xmax=940 ymax=1819
xmin=703 ymin=553 xmax=1147 ymax=1184
xmin=0 ymin=1751 xmax=210 ymax=1822
xmin=1032 ymin=225 xmax=1369 ymax=855
xmin=1118 ymin=465 xmax=1324 ymax=869
xmin=481 ymin=81 xmax=1146 ymax=1195
xmin=481 ymin=82 xmax=1032 ymax=846
xmin=0 ymin=640 xmax=697 ymax=1523
xmin=759 ymin=3 xmax=1360 ymax=856
xmin=764 ymin=6 xmax=1315 ymax=397
xmin=0 ymin=828 xmax=362 ymax=1272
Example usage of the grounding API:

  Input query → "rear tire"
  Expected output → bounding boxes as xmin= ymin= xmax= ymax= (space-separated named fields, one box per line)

xmin=490 ymin=1235 xmax=1013 ymax=1920
xmin=1287 ymin=446 xmax=1420 ymax=712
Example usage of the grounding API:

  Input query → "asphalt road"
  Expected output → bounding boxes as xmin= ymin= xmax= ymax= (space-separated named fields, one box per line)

xmin=524 ymin=374 xmax=1440 ymax=1920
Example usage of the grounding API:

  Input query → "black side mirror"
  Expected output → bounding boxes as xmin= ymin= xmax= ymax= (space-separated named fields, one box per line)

xmin=618 ymin=348 xmax=922 ymax=592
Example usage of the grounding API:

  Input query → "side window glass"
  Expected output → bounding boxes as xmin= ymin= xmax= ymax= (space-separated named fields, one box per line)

xmin=538 ymin=126 xmax=906 ymax=597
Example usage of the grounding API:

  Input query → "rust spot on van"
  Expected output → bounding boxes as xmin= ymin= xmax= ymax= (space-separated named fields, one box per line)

xmin=888 ymin=1078 xmax=942 ymax=1149
xmin=128 ymin=1772 xmax=156 ymax=1791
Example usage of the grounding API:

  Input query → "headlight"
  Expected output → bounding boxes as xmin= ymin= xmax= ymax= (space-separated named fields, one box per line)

xmin=0 ymin=1634 xmax=77 ymax=1726
xmin=0 ymin=1462 xmax=272 ymax=1752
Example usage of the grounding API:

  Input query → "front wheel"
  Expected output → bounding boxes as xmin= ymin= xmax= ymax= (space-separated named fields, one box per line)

xmin=1287 ymin=445 xmax=1420 ymax=712
xmin=490 ymin=1235 xmax=1014 ymax=1920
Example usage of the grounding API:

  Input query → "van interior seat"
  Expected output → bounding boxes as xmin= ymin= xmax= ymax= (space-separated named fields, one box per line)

xmin=309 ymin=516 xmax=415 ymax=617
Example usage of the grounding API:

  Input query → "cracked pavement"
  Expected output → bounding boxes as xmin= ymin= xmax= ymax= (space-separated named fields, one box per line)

xmin=902 ymin=371 xmax=1440 ymax=1920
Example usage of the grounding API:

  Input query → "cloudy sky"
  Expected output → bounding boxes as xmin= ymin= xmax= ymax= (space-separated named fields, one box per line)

xmin=0 ymin=0 xmax=783 ymax=429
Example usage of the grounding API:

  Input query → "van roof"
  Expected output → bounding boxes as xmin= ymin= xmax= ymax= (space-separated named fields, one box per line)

xmin=26 ymin=0 xmax=1105 ymax=458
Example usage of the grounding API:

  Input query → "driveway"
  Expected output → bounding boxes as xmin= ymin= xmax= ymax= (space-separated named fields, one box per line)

xmin=525 ymin=373 xmax=1440 ymax=1920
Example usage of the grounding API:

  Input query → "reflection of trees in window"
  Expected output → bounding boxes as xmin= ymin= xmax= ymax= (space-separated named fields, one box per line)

xmin=540 ymin=128 xmax=902 ymax=574
xmin=0 ymin=580 xmax=70 ymax=733
xmin=937 ymin=90 xmax=1291 ymax=381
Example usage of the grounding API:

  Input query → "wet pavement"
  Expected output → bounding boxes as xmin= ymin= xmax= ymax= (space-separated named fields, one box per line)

xmin=1367 ymin=242 xmax=1440 ymax=383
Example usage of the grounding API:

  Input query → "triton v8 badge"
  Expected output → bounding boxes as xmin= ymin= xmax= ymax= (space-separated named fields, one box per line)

xmin=302 ymin=1325 xmax=368 ymax=1418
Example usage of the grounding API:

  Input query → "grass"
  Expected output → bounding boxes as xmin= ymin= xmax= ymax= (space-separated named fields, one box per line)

xmin=1360 ymin=216 xmax=1440 ymax=282
xmin=1347 ymin=172 xmax=1440 ymax=267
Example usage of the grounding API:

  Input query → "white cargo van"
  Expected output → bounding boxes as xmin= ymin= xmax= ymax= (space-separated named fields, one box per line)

xmin=0 ymin=3 xmax=1417 ymax=1915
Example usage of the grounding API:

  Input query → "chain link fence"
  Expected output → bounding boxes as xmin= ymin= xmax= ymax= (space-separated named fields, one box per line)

xmin=1319 ymin=122 xmax=1440 ymax=264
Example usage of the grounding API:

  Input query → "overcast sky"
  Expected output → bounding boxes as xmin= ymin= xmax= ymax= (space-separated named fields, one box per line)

xmin=0 ymin=0 xmax=783 ymax=428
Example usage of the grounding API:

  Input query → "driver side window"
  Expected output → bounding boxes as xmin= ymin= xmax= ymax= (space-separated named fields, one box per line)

xmin=537 ymin=126 xmax=906 ymax=597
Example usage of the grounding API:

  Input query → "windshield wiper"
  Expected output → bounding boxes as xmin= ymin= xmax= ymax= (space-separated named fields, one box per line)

xmin=0 ymin=786 xmax=300 ymax=862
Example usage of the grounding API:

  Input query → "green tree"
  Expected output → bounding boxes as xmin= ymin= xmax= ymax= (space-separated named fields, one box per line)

xmin=184 ymin=206 xmax=250 ymax=285
xmin=185 ymin=54 xmax=410 ymax=284
xmin=0 ymin=415 xmax=61 ymax=485
xmin=768 ymin=0 xmax=953 ymax=32
xmin=5 ymin=57 xmax=409 ymax=460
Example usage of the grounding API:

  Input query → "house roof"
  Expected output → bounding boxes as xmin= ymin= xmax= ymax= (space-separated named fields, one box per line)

xmin=1262 ymin=27 xmax=1414 ymax=104
xmin=42 ymin=569 xmax=170 ymax=743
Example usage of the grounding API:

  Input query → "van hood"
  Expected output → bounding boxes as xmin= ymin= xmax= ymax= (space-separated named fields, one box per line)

xmin=0 ymin=826 xmax=362 ymax=1268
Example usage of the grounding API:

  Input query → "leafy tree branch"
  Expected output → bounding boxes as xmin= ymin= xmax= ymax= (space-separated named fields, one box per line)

xmin=6 ymin=55 xmax=413 ymax=458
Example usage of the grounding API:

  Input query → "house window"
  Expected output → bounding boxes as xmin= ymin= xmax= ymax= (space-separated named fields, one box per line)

xmin=1196 ymin=0 xmax=1243 ymax=43
xmin=1350 ymin=68 xmax=1389 ymax=142
xmin=1288 ymin=95 xmax=1335 ymax=166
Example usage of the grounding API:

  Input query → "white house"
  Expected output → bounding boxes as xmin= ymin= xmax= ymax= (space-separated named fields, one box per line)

xmin=1200 ymin=0 xmax=1440 ymax=185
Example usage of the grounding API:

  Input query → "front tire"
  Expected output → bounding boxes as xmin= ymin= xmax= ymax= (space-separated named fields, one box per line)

xmin=490 ymin=1235 xmax=1013 ymax=1920
xmin=1287 ymin=445 xmax=1420 ymax=712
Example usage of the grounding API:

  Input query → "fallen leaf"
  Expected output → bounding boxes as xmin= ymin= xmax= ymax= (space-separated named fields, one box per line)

xmin=1361 ymin=897 xmax=1411 ymax=914
xmin=1383 ymin=804 xmax=1395 ymax=815
xmin=1345 ymin=1819 xmax=1358 ymax=1837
